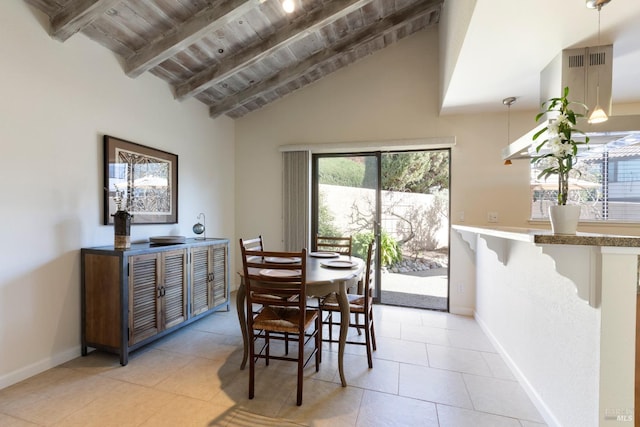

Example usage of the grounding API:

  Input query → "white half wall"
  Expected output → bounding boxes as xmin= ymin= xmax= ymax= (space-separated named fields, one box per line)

xmin=455 ymin=226 xmax=637 ymax=427
xmin=473 ymin=238 xmax=600 ymax=427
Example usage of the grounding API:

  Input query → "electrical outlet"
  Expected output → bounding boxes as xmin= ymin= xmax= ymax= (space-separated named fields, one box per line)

xmin=458 ymin=211 xmax=465 ymax=222
xmin=488 ymin=211 xmax=499 ymax=223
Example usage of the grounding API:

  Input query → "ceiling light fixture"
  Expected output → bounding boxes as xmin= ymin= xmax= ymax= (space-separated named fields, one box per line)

xmin=282 ymin=0 xmax=295 ymax=13
xmin=503 ymin=96 xmax=516 ymax=165
xmin=588 ymin=1 xmax=610 ymax=124
xmin=585 ymin=0 xmax=611 ymax=9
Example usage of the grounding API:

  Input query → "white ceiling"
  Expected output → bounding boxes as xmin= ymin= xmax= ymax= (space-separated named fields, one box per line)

xmin=440 ymin=0 xmax=640 ymax=114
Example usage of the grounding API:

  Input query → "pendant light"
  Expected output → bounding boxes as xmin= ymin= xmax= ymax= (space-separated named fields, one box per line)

xmin=585 ymin=0 xmax=611 ymax=9
xmin=503 ymin=96 xmax=516 ymax=165
xmin=587 ymin=1 xmax=609 ymax=124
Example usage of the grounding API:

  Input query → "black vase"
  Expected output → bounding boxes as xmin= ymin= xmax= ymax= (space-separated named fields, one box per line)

xmin=113 ymin=210 xmax=132 ymax=249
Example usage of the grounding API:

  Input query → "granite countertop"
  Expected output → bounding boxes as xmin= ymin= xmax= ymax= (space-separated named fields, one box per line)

xmin=451 ymin=224 xmax=640 ymax=247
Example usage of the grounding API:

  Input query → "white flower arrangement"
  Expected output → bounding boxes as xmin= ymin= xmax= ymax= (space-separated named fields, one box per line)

xmin=531 ymin=87 xmax=590 ymax=205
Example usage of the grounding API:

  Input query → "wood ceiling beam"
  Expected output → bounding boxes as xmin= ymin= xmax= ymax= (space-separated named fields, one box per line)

xmin=124 ymin=0 xmax=261 ymax=78
xmin=174 ymin=0 xmax=371 ymax=101
xmin=50 ymin=0 xmax=122 ymax=42
xmin=209 ymin=0 xmax=441 ymax=118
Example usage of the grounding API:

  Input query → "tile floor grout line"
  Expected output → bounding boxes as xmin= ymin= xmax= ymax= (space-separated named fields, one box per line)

xmin=0 ymin=292 xmax=547 ymax=427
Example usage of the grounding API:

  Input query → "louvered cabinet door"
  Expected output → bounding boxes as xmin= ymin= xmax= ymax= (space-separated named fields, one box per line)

xmin=129 ymin=253 xmax=161 ymax=345
xmin=211 ymin=243 xmax=228 ymax=307
xmin=190 ymin=246 xmax=212 ymax=316
xmin=82 ymin=239 xmax=229 ymax=366
xmin=161 ymin=249 xmax=188 ymax=329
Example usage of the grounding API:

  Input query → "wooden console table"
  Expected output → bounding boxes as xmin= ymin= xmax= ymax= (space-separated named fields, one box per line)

xmin=81 ymin=238 xmax=229 ymax=365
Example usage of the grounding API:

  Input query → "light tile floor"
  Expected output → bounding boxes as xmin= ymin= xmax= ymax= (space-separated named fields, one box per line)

xmin=0 ymin=292 xmax=547 ymax=427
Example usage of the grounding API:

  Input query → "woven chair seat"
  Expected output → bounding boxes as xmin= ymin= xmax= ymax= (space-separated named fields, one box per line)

xmin=251 ymin=292 xmax=294 ymax=302
xmin=321 ymin=293 xmax=365 ymax=313
xmin=253 ymin=306 xmax=318 ymax=334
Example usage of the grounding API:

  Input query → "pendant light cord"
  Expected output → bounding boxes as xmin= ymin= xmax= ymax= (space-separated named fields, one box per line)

xmin=588 ymin=4 xmax=608 ymax=124
xmin=596 ymin=5 xmax=601 ymax=99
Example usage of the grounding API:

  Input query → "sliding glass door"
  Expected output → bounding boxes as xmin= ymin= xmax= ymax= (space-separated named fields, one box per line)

xmin=312 ymin=149 xmax=450 ymax=310
xmin=312 ymin=154 xmax=381 ymax=294
xmin=377 ymin=151 xmax=450 ymax=310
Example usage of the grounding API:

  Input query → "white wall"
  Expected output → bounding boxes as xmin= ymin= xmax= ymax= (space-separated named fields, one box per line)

xmin=4 ymin=0 xmax=638 ymax=393
xmin=454 ymin=228 xmax=638 ymax=427
xmin=438 ymin=0 xmax=477 ymax=107
xmin=0 ymin=3 xmax=235 ymax=388
xmin=234 ymin=24 xmax=640 ymax=307
xmin=234 ymin=26 xmax=536 ymax=311
xmin=474 ymin=238 xmax=600 ymax=427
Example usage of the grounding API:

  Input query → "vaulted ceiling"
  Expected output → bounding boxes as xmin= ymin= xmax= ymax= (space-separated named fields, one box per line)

xmin=24 ymin=0 xmax=443 ymax=119
xmin=442 ymin=0 xmax=640 ymax=114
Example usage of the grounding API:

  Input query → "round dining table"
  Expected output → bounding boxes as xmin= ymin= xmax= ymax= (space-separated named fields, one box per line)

xmin=236 ymin=253 xmax=365 ymax=387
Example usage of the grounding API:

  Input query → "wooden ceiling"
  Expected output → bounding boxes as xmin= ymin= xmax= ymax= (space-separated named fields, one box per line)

xmin=24 ymin=0 xmax=443 ymax=119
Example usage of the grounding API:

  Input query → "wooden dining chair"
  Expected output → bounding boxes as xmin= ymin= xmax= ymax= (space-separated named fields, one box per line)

xmin=314 ymin=234 xmax=359 ymax=322
xmin=320 ymin=239 xmax=377 ymax=368
xmin=240 ymin=247 xmax=320 ymax=406
xmin=240 ymin=235 xmax=264 ymax=252
xmin=239 ymin=236 xmax=294 ymax=354
xmin=313 ymin=234 xmax=354 ymax=300
xmin=239 ymin=236 xmax=265 ymax=310
xmin=315 ymin=235 xmax=352 ymax=255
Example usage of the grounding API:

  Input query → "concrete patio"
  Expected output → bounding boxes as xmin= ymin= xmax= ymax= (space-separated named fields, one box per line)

xmin=380 ymin=267 xmax=449 ymax=310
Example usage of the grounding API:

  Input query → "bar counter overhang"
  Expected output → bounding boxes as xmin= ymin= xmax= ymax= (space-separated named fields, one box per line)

xmin=451 ymin=224 xmax=638 ymax=427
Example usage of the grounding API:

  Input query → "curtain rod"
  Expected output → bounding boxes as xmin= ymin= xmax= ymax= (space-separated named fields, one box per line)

xmin=279 ymin=137 xmax=456 ymax=153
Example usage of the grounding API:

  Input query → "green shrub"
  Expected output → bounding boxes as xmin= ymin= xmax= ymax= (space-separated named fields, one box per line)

xmin=352 ymin=231 xmax=401 ymax=266
xmin=317 ymin=193 xmax=342 ymax=237
xmin=318 ymin=157 xmax=365 ymax=187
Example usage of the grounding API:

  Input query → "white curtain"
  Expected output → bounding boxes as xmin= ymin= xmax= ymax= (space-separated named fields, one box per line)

xmin=282 ymin=151 xmax=310 ymax=251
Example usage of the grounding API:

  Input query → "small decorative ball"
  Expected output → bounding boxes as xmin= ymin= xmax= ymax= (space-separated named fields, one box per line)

xmin=192 ymin=222 xmax=205 ymax=235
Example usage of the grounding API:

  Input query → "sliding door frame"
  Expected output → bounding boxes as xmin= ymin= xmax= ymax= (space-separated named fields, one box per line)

xmin=312 ymin=148 xmax=451 ymax=310
xmin=312 ymin=152 xmax=382 ymax=302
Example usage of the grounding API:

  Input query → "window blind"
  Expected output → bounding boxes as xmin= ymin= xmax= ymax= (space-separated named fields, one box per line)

xmin=530 ymin=144 xmax=640 ymax=221
xmin=283 ymin=151 xmax=310 ymax=250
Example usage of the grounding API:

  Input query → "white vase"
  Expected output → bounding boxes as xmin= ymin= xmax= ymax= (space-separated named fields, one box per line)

xmin=548 ymin=205 xmax=581 ymax=235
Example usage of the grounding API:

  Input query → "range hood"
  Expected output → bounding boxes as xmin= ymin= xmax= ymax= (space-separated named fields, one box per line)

xmin=502 ymin=46 xmax=640 ymax=160
xmin=502 ymin=115 xmax=640 ymax=160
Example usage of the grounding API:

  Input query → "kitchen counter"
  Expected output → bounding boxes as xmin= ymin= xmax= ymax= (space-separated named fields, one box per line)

xmin=450 ymin=224 xmax=638 ymax=427
xmin=452 ymin=224 xmax=640 ymax=247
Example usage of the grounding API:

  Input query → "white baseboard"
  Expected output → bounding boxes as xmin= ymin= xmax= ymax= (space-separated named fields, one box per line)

xmin=449 ymin=305 xmax=474 ymax=316
xmin=473 ymin=311 xmax=561 ymax=427
xmin=0 ymin=346 xmax=81 ymax=390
